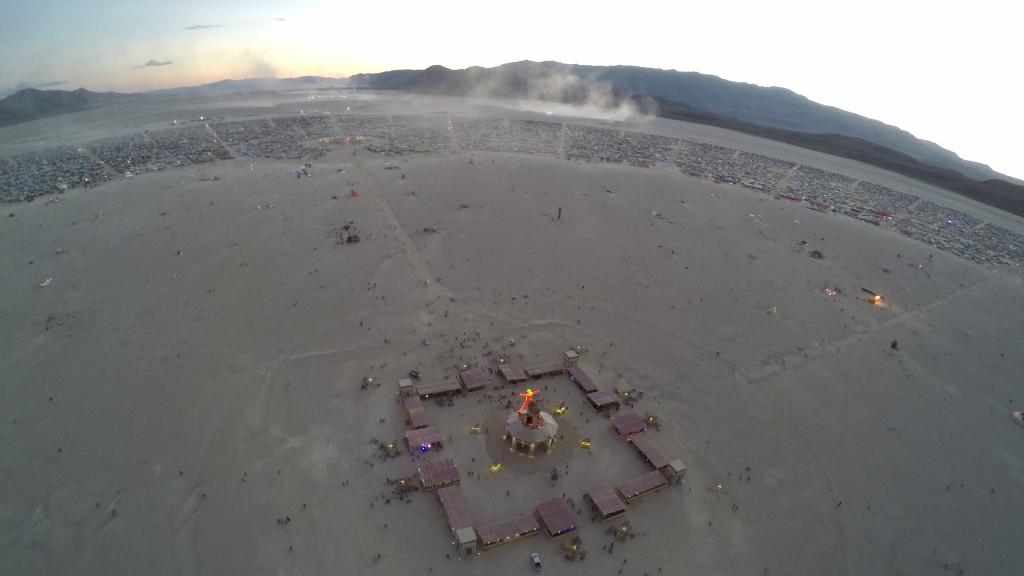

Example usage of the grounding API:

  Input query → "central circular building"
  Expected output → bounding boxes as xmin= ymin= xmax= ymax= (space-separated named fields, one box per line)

xmin=505 ymin=390 xmax=558 ymax=454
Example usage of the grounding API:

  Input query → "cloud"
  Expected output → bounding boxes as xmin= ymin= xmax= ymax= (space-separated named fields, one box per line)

xmin=134 ymin=59 xmax=173 ymax=69
xmin=274 ymin=17 xmax=286 ymax=21
xmin=185 ymin=24 xmax=222 ymax=30
xmin=0 ymin=80 xmax=68 ymax=97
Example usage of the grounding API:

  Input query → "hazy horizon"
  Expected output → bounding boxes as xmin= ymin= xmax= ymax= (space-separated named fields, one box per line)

xmin=1 ymin=0 xmax=1021 ymax=180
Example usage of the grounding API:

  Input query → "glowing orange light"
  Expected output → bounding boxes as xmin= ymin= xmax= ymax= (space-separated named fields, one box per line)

xmin=518 ymin=388 xmax=541 ymax=413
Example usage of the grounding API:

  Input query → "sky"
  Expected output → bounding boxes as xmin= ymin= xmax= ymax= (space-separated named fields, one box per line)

xmin=1 ymin=0 xmax=1021 ymax=179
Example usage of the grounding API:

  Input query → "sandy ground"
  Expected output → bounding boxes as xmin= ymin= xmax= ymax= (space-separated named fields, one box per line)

xmin=2 ymin=102 xmax=1024 ymax=576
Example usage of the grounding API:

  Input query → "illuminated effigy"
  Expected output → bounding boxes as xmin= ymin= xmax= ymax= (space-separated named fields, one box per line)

xmin=505 ymin=387 xmax=558 ymax=453
xmin=518 ymin=388 xmax=540 ymax=415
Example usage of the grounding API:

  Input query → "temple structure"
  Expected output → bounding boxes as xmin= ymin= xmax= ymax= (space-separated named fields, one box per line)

xmin=504 ymin=388 xmax=558 ymax=454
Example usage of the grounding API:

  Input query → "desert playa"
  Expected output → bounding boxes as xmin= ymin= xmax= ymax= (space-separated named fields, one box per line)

xmin=2 ymin=93 xmax=1023 ymax=575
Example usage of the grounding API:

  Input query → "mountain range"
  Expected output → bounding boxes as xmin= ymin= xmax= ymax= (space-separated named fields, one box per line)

xmin=1 ymin=61 xmax=1020 ymax=215
xmin=0 ymin=88 xmax=139 ymax=127
xmin=375 ymin=62 xmax=1012 ymax=183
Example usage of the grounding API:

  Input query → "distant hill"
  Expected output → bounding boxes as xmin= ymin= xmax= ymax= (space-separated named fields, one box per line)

xmin=149 ymin=75 xmax=352 ymax=96
xmin=0 ymin=88 xmax=137 ymax=127
xmin=3 ymin=63 xmax=1021 ymax=215
xmin=0 ymin=77 xmax=361 ymax=123
xmin=391 ymin=64 xmax=637 ymax=107
xmin=647 ymin=97 xmax=1024 ymax=217
xmin=0 ymin=76 xmax=363 ymax=125
xmin=376 ymin=61 xmax=1019 ymax=186
xmin=347 ymin=69 xmax=420 ymax=90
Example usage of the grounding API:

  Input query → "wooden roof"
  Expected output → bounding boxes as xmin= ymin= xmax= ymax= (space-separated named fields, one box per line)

xmin=534 ymin=498 xmax=577 ymax=537
xmin=406 ymin=426 xmax=443 ymax=450
xmin=436 ymin=485 xmax=473 ymax=532
xmin=416 ymin=379 xmax=462 ymax=397
xmin=403 ymin=395 xmax=423 ymax=411
xmin=587 ymin=389 xmax=621 ymax=407
xmin=611 ymin=411 xmax=647 ymax=438
xmin=498 ymin=363 xmax=529 ymax=383
xmin=617 ymin=470 xmax=667 ymax=501
xmin=630 ymin=434 xmax=669 ymax=469
xmin=477 ymin=514 xmax=539 ymax=546
xmin=403 ymin=396 xmax=430 ymax=429
xmin=418 ymin=457 xmax=460 ymax=490
xmin=567 ymin=366 xmax=599 ymax=393
xmin=584 ymin=486 xmax=627 ymax=517
xmin=458 ymin=367 xmax=490 ymax=391
xmin=525 ymin=362 xmax=565 ymax=377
